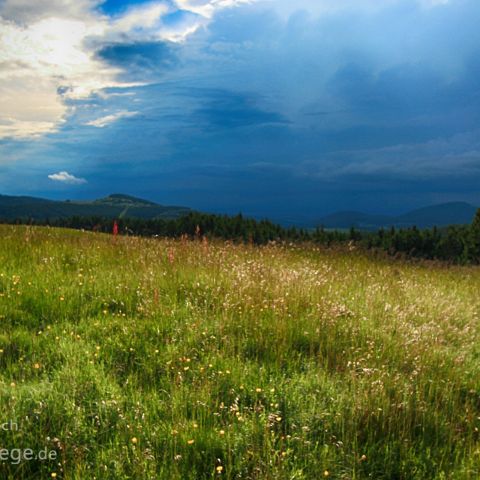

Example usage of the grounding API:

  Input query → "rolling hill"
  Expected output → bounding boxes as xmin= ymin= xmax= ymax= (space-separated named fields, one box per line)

xmin=0 ymin=193 xmax=477 ymax=230
xmin=317 ymin=202 xmax=478 ymax=230
xmin=0 ymin=193 xmax=191 ymax=221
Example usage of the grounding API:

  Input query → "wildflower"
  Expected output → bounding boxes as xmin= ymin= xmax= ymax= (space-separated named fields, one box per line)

xmin=219 ymin=430 xmax=225 ymax=436
xmin=324 ymin=471 xmax=330 ymax=477
xmin=33 ymin=363 xmax=41 ymax=369
xmin=51 ymin=474 xmax=57 ymax=479
xmin=187 ymin=439 xmax=195 ymax=445
xmin=131 ymin=437 xmax=138 ymax=444
xmin=216 ymin=466 xmax=224 ymax=474
xmin=255 ymin=388 xmax=262 ymax=393
xmin=360 ymin=454 xmax=367 ymax=462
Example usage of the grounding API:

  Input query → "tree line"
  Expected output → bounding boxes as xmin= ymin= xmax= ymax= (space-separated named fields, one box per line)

xmin=3 ymin=209 xmax=480 ymax=264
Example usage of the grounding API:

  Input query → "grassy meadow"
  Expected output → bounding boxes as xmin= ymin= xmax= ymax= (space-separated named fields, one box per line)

xmin=0 ymin=224 xmax=479 ymax=479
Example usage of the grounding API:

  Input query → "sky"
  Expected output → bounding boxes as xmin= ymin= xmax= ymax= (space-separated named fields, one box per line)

xmin=0 ymin=0 xmax=479 ymax=223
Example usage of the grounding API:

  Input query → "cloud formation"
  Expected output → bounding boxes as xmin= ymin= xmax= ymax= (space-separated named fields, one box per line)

xmin=48 ymin=171 xmax=87 ymax=184
xmin=1 ymin=0 xmax=480 ymax=218
xmin=85 ymin=110 xmax=139 ymax=128
xmin=0 ymin=0 xmax=253 ymax=139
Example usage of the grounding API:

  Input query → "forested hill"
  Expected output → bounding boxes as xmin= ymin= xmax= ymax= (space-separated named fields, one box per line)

xmin=7 ymin=208 xmax=480 ymax=265
xmin=0 ymin=193 xmax=191 ymax=220
xmin=2 ymin=193 xmax=480 ymax=263
xmin=1 ymin=193 xmax=476 ymax=229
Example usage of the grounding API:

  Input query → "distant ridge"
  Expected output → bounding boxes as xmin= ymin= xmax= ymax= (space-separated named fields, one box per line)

xmin=92 ymin=194 xmax=158 ymax=207
xmin=0 ymin=193 xmax=191 ymax=221
xmin=317 ymin=202 xmax=478 ymax=230
xmin=394 ymin=202 xmax=477 ymax=228
xmin=0 ymin=194 xmax=477 ymax=229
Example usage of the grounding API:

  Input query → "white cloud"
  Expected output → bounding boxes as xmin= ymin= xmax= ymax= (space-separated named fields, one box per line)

xmin=0 ymin=0 xmax=100 ymax=22
xmin=174 ymin=0 xmax=254 ymax=19
xmin=111 ymin=3 xmax=169 ymax=32
xmin=48 ymin=171 xmax=87 ymax=184
xmin=0 ymin=12 xmax=131 ymax=139
xmin=85 ymin=110 xmax=139 ymax=128
xmin=0 ymin=0 xmax=252 ymax=141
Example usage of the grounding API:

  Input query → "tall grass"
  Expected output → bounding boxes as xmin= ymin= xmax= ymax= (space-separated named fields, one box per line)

xmin=0 ymin=225 xmax=479 ymax=479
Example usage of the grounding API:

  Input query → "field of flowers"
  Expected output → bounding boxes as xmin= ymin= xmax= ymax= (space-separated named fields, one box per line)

xmin=0 ymin=225 xmax=479 ymax=479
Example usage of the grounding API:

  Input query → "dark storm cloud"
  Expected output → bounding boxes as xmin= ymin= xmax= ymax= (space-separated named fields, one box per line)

xmin=97 ymin=41 xmax=179 ymax=81
xmin=192 ymin=90 xmax=288 ymax=129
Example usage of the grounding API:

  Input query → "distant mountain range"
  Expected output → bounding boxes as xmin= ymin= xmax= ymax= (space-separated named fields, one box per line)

xmin=316 ymin=202 xmax=478 ymax=230
xmin=0 ymin=194 xmax=477 ymax=230
xmin=0 ymin=193 xmax=191 ymax=221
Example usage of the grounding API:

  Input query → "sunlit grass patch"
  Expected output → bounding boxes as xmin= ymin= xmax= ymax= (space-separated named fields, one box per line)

xmin=0 ymin=225 xmax=479 ymax=479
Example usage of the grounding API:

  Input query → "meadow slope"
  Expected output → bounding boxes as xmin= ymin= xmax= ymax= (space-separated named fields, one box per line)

xmin=0 ymin=225 xmax=479 ymax=479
